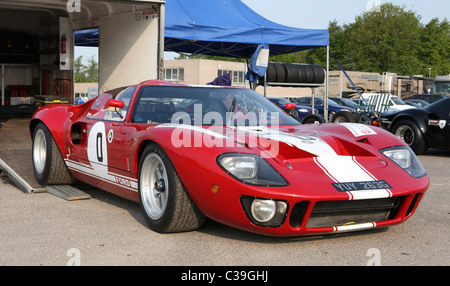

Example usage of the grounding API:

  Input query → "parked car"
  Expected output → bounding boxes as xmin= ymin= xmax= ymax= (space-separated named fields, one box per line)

xmin=293 ymin=97 xmax=353 ymax=122
xmin=380 ymin=97 xmax=450 ymax=154
xmin=329 ymin=97 xmax=361 ymax=109
xmin=410 ymin=94 xmax=448 ymax=104
xmin=405 ymin=99 xmax=429 ymax=108
xmin=268 ymin=97 xmax=321 ymax=123
xmin=30 ymin=80 xmax=428 ymax=237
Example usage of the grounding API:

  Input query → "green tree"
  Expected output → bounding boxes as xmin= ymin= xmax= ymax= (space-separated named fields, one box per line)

xmin=74 ymin=55 xmax=98 ymax=83
xmin=74 ymin=56 xmax=86 ymax=83
xmin=418 ymin=18 xmax=450 ymax=76
xmin=343 ymin=3 xmax=422 ymax=74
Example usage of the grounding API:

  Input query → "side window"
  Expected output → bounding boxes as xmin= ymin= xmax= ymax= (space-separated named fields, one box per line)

xmin=88 ymin=86 xmax=136 ymax=122
xmin=87 ymin=93 xmax=112 ymax=120
xmin=112 ymin=86 xmax=136 ymax=120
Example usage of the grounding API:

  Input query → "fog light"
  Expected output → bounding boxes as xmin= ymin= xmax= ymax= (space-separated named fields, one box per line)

xmin=241 ymin=196 xmax=288 ymax=227
xmin=251 ymin=199 xmax=276 ymax=222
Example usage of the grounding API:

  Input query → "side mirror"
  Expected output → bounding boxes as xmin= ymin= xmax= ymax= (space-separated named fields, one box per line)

xmin=106 ymin=99 xmax=124 ymax=109
xmin=286 ymin=102 xmax=296 ymax=110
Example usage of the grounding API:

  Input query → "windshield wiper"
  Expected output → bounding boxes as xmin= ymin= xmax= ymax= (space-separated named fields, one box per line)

xmin=226 ymin=97 xmax=236 ymax=127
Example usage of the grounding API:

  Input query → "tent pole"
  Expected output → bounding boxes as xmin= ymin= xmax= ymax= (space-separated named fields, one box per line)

xmin=158 ymin=3 xmax=165 ymax=80
xmin=325 ymin=45 xmax=330 ymax=123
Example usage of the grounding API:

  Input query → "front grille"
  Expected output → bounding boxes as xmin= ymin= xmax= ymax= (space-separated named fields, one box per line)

xmin=306 ymin=197 xmax=402 ymax=228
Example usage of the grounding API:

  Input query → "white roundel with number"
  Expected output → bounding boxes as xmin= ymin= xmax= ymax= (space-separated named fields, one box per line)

xmin=87 ymin=122 xmax=108 ymax=174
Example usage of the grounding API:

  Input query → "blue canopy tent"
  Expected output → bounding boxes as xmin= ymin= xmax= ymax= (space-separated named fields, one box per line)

xmin=74 ymin=0 xmax=329 ymax=57
xmin=164 ymin=0 xmax=329 ymax=58
xmin=74 ymin=29 xmax=99 ymax=47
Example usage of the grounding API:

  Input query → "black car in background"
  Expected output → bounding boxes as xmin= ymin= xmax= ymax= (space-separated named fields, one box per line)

xmin=380 ymin=97 xmax=450 ymax=154
xmin=410 ymin=94 xmax=448 ymax=104
xmin=405 ymin=99 xmax=430 ymax=108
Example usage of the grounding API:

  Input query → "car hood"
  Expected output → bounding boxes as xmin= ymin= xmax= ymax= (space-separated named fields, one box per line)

xmin=155 ymin=122 xmax=419 ymax=200
xmin=156 ymin=122 xmax=389 ymax=162
xmin=389 ymin=105 xmax=415 ymax=111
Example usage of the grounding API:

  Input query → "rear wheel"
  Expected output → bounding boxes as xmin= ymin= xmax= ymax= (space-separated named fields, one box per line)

xmin=332 ymin=111 xmax=354 ymax=123
xmin=302 ymin=114 xmax=326 ymax=124
xmin=392 ymin=119 xmax=427 ymax=154
xmin=138 ymin=143 xmax=205 ymax=233
xmin=32 ymin=122 xmax=74 ymax=185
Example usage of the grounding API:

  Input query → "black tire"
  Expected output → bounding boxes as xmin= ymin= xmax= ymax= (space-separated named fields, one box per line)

xmin=273 ymin=63 xmax=286 ymax=83
xmin=391 ymin=119 xmax=427 ymax=155
xmin=284 ymin=63 xmax=300 ymax=83
xmin=312 ymin=65 xmax=325 ymax=84
xmin=304 ymin=65 xmax=315 ymax=83
xmin=265 ymin=63 xmax=277 ymax=83
xmin=332 ymin=111 xmax=354 ymax=123
xmin=138 ymin=143 xmax=205 ymax=233
xmin=297 ymin=65 xmax=307 ymax=83
xmin=302 ymin=114 xmax=326 ymax=124
xmin=32 ymin=122 xmax=75 ymax=185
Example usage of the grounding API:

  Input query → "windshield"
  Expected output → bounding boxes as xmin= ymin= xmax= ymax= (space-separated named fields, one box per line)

xmin=131 ymin=86 xmax=300 ymax=126
xmin=341 ymin=98 xmax=358 ymax=107
xmin=391 ymin=96 xmax=406 ymax=105
xmin=435 ymin=81 xmax=450 ymax=95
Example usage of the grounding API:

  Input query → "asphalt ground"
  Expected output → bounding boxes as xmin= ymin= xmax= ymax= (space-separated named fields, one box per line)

xmin=0 ymin=120 xmax=449 ymax=268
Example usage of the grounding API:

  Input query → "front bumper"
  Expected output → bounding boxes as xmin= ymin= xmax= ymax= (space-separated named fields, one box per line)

xmin=236 ymin=191 xmax=425 ymax=236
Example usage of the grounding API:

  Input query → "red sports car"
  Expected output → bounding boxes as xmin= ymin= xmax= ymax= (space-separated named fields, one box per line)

xmin=30 ymin=80 xmax=429 ymax=236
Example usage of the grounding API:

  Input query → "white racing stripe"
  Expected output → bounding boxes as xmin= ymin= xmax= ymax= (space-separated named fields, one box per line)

xmin=66 ymin=159 xmax=138 ymax=192
xmin=255 ymin=127 xmax=391 ymax=201
xmin=314 ymin=156 xmax=392 ymax=200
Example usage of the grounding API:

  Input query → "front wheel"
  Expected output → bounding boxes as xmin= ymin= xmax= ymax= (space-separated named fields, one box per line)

xmin=138 ymin=143 xmax=205 ymax=233
xmin=392 ymin=119 xmax=427 ymax=154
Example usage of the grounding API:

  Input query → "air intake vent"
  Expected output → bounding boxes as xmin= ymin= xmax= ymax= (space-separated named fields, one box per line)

xmin=307 ymin=197 xmax=402 ymax=228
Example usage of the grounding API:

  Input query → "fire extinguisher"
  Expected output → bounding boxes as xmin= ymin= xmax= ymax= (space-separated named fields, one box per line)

xmin=61 ymin=34 xmax=67 ymax=54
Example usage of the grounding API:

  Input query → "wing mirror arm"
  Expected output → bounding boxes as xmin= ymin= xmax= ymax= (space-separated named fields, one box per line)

xmin=106 ymin=99 xmax=125 ymax=119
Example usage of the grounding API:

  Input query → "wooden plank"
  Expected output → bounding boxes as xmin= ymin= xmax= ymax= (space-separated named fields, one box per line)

xmin=46 ymin=185 xmax=91 ymax=201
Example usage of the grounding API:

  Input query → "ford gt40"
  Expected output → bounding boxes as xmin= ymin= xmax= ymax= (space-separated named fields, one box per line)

xmin=30 ymin=80 xmax=429 ymax=236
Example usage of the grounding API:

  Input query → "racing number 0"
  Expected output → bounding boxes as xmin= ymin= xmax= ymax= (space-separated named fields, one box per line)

xmin=96 ymin=132 xmax=103 ymax=163
xmin=87 ymin=122 xmax=108 ymax=167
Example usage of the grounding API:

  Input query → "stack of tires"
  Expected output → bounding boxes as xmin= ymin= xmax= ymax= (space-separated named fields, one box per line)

xmin=260 ymin=62 xmax=326 ymax=86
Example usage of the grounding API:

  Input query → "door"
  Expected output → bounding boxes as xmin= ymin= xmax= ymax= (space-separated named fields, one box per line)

xmin=425 ymin=99 xmax=450 ymax=149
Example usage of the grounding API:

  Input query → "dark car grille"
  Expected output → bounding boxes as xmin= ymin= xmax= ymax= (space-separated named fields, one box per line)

xmin=305 ymin=197 xmax=402 ymax=228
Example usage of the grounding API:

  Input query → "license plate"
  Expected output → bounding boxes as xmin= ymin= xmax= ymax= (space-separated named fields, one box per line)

xmin=332 ymin=180 xmax=392 ymax=192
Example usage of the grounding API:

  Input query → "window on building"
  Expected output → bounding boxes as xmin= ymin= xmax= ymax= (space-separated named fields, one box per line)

xmin=163 ymin=68 xmax=184 ymax=82
xmin=218 ymin=70 xmax=245 ymax=84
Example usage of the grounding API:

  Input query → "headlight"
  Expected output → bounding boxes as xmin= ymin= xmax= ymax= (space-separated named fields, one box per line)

xmin=241 ymin=196 xmax=288 ymax=227
xmin=381 ymin=146 xmax=426 ymax=178
xmin=217 ymin=153 xmax=288 ymax=186
xmin=298 ymin=108 xmax=308 ymax=113
xmin=218 ymin=155 xmax=257 ymax=179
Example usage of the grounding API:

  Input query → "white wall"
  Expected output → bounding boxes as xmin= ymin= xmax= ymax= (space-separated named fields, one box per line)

xmin=98 ymin=11 xmax=160 ymax=91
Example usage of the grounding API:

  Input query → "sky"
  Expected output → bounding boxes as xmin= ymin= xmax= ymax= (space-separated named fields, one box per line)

xmin=76 ymin=0 xmax=450 ymax=62
xmin=242 ymin=0 xmax=449 ymax=29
